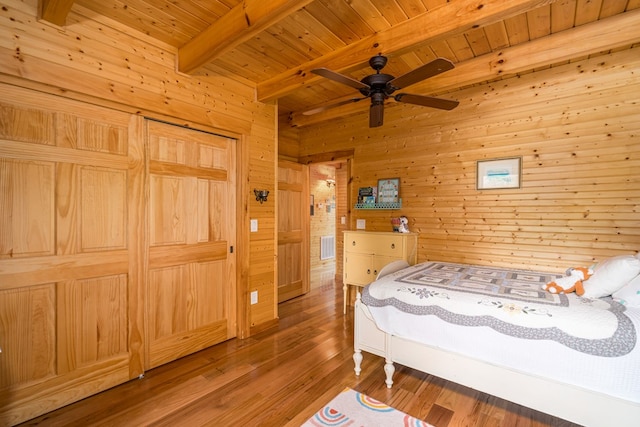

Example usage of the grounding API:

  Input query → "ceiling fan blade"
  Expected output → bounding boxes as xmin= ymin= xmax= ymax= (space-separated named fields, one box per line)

xmin=369 ymin=103 xmax=384 ymax=128
xmin=394 ymin=93 xmax=459 ymax=110
xmin=387 ymin=58 xmax=455 ymax=90
xmin=302 ymin=97 xmax=367 ymax=115
xmin=311 ymin=68 xmax=370 ymax=90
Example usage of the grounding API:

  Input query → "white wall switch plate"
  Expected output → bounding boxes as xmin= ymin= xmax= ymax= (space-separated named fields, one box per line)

xmin=356 ymin=219 xmax=366 ymax=229
xmin=341 ymin=216 xmax=346 ymax=225
xmin=250 ymin=290 xmax=258 ymax=305
xmin=250 ymin=219 xmax=258 ymax=232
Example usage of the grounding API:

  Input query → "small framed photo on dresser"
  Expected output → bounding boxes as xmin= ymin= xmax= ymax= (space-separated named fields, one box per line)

xmin=377 ymin=178 xmax=400 ymax=204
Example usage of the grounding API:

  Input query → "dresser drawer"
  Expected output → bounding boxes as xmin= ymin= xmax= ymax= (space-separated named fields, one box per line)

xmin=371 ymin=234 xmax=404 ymax=257
xmin=346 ymin=232 xmax=404 ymax=256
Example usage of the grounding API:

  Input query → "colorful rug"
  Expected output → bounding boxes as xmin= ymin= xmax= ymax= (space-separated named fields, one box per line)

xmin=302 ymin=387 xmax=433 ymax=426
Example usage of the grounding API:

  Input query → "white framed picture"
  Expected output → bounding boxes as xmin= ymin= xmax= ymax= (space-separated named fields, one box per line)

xmin=377 ymin=178 xmax=400 ymax=203
xmin=477 ymin=157 xmax=522 ymax=190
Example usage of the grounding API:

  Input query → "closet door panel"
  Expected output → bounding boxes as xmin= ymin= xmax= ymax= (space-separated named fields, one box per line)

xmin=0 ymin=84 xmax=143 ymax=425
xmin=145 ymin=120 xmax=236 ymax=370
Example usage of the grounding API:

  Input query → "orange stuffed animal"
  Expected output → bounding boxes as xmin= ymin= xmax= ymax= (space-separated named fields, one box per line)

xmin=543 ymin=267 xmax=593 ymax=296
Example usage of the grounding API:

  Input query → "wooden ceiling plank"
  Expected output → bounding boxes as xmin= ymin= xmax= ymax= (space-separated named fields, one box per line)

xmin=215 ymin=46 xmax=283 ymax=80
xmin=527 ymin=5 xmax=552 ymax=39
xmin=116 ymin=0 xmax=204 ymax=41
xmin=40 ymin=0 xmax=76 ymax=26
xmin=315 ymin=0 xmax=376 ymax=40
xmin=368 ymin=0 xmax=412 ymax=24
xmin=273 ymin=17 xmax=334 ymax=58
xmin=446 ymin=34 xmax=476 ymax=62
xmin=575 ymin=0 xmax=603 ymax=25
xmin=257 ymin=0 xmax=562 ymax=102
xmin=169 ymin=0 xmax=233 ymax=21
xmin=600 ymin=0 xmax=628 ymax=17
xmin=465 ymin=27 xmax=494 ymax=56
xmin=290 ymin=10 xmax=348 ymax=51
xmin=421 ymin=0 xmax=450 ymax=10
xmin=178 ymin=0 xmax=314 ymax=74
xmin=550 ymin=0 xmax=577 ymax=32
xmin=347 ymin=0 xmax=394 ymax=33
xmin=413 ymin=8 xmax=640 ymax=93
xmin=265 ymin=23 xmax=324 ymax=61
xmin=304 ymin=1 xmax=364 ymax=44
xmin=504 ymin=13 xmax=531 ymax=45
xmin=290 ymin=9 xmax=640 ymax=126
xmin=76 ymin=0 xmax=193 ymax=47
xmin=483 ymin=21 xmax=511 ymax=50
xmin=395 ymin=0 xmax=429 ymax=18
xmin=130 ymin=0 xmax=213 ymax=33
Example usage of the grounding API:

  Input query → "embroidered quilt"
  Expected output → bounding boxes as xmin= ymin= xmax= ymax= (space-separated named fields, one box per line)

xmin=362 ymin=262 xmax=636 ymax=357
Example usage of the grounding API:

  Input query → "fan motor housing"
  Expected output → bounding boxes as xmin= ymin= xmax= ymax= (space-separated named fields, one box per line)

xmin=360 ymin=73 xmax=395 ymax=97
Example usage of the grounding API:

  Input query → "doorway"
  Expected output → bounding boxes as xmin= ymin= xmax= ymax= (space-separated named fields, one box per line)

xmin=309 ymin=161 xmax=348 ymax=289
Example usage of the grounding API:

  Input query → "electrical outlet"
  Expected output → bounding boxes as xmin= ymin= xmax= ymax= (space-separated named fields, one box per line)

xmin=250 ymin=290 xmax=258 ymax=305
xmin=250 ymin=219 xmax=258 ymax=232
xmin=356 ymin=219 xmax=366 ymax=229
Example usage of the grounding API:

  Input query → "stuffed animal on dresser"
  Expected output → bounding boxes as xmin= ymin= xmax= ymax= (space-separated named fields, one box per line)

xmin=543 ymin=267 xmax=593 ymax=295
xmin=398 ymin=216 xmax=410 ymax=233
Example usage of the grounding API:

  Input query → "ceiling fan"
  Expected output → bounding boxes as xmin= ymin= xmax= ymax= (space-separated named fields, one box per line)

xmin=306 ymin=55 xmax=459 ymax=128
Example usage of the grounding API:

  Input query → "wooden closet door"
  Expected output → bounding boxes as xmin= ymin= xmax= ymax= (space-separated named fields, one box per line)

xmin=145 ymin=120 xmax=236 ymax=369
xmin=277 ymin=160 xmax=309 ymax=302
xmin=0 ymin=84 xmax=144 ymax=425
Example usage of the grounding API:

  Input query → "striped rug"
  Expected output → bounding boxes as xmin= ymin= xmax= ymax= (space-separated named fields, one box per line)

xmin=302 ymin=387 xmax=433 ymax=426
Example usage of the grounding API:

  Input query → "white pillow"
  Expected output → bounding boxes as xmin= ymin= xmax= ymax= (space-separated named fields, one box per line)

xmin=582 ymin=255 xmax=640 ymax=298
xmin=613 ymin=273 xmax=640 ymax=307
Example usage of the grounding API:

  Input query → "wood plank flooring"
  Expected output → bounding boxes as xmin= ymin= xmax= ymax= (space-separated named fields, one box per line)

xmin=21 ymin=274 xmax=579 ymax=427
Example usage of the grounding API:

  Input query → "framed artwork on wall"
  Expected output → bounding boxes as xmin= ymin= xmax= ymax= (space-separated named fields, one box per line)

xmin=377 ymin=178 xmax=400 ymax=203
xmin=477 ymin=157 xmax=522 ymax=190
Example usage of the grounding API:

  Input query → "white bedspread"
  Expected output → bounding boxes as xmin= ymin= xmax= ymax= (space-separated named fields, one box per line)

xmin=362 ymin=262 xmax=640 ymax=403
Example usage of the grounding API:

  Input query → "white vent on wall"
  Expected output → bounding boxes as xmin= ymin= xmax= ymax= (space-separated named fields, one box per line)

xmin=320 ymin=235 xmax=335 ymax=260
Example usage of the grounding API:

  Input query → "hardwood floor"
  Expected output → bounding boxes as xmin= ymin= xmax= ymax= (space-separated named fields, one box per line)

xmin=21 ymin=274 xmax=579 ymax=427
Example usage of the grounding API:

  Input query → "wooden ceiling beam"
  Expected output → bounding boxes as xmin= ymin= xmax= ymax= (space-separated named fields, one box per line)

xmin=39 ymin=0 xmax=75 ymax=26
xmin=178 ymin=0 xmax=315 ymax=74
xmin=258 ymin=0 xmax=559 ymax=103
xmin=290 ymin=8 xmax=640 ymax=127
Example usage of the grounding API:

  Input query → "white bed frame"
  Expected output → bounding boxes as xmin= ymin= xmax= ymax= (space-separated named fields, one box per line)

xmin=353 ymin=293 xmax=640 ymax=427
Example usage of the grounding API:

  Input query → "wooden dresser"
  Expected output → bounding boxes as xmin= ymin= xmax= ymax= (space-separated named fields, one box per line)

xmin=342 ymin=231 xmax=418 ymax=313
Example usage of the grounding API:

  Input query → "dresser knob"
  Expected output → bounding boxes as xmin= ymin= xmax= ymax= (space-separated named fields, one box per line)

xmin=391 ymin=243 xmax=395 ymax=249
xmin=352 ymin=241 xmax=356 ymax=246
xmin=367 ymin=269 xmax=371 ymax=274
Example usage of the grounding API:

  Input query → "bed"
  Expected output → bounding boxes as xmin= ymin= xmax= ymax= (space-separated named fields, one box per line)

xmin=353 ymin=260 xmax=640 ymax=427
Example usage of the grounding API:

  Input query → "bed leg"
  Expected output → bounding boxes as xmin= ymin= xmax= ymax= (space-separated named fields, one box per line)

xmin=384 ymin=359 xmax=395 ymax=388
xmin=353 ymin=348 xmax=363 ymax=376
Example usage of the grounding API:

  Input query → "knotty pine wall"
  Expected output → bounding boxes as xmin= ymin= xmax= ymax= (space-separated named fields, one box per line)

xmin=0 ymin=0 xmax=278 ymax=336
xmin=299 ymin=47 xmax=640 ymax=273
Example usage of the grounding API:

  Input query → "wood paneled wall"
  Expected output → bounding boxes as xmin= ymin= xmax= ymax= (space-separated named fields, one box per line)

xmin=0 ymin=0 xmax=277 ymax=337
xmin=299 ymin=48 xmax=640 ymax=273
xmin=278 ymin=120 xmax=300 ymax=161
